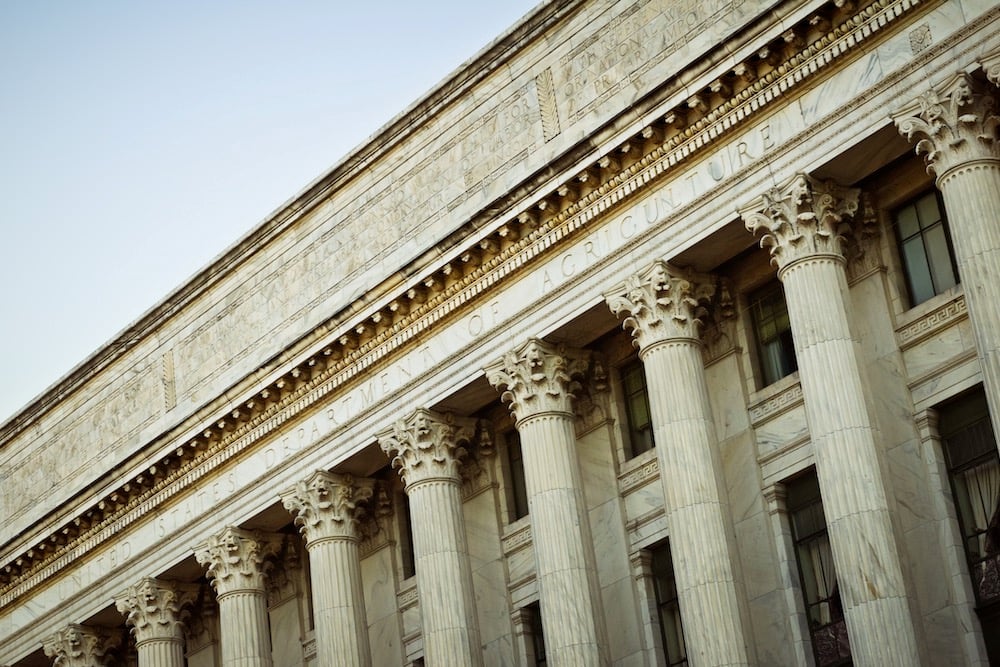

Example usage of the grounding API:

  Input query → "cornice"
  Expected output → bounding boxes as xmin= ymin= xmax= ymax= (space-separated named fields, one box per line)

xmin=0 ymin=0 xmax=934 ymax=607
xmin=0 ymin=0 xmax=587 ymax=444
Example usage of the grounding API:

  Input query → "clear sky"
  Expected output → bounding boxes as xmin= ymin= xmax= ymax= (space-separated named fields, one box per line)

xmin=0 ymin=1 xmax=540 ymax=424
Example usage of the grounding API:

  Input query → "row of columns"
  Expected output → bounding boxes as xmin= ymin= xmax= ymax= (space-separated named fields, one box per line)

xmin=40 ymin=67 xmax=1000 ymax=667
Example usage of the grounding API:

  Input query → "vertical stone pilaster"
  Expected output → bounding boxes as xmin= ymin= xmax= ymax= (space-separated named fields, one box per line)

xmin=194 ymin=526 xmax=281 ymax=667
xmin=42 ymin=625 xmax=120 ymax=667
xmin=605 ymin=262 xmax=751 ymax=667
xmin=629 ymin=550 xmax=667 ymax=667
xmin=281 ymin=471 xmax=375 ymax=667
xmin=743 ymin=174 xmax=922 ymax=665
xmin=116 ymin=578 xmax=197 ymax=667
xmin=893 ymin=72 xmax=1000 ymax=444
xmin=486 ymin=339 xmax=609 ymax=667
xmin=762 ymin=486 xmax=815 ymax=667
xmin=378 ymin=409 xmax=483 ymax=667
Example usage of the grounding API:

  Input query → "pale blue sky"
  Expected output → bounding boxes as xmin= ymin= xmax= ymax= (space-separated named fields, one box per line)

xmin=0 ymin=1 xmax=539 ymax=423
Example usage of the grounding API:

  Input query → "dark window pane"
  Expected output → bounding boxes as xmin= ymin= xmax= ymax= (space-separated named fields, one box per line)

xmin=896 ymin=203 xmax=920 ymax=238
xmin=398 ymin=496 xmax=416 ymax=578
xmin=621 ymin=361 xmax=655 ymax=456
xmin=507 ymin=431 xmax=529 ymax=520
xmin=787 ymin=471 xmax=852 ymax=666
xmin=915 ymin=191 xmax=941 ymax=228
xmin=750 ymin=282 xmax=797 ymax=387
xmin=651 ymin=542 xmax=688 ymax=666
xmin=941 ymin=392 xmax=1000 ymax=613
xmin=901 ymin=236 xmax=934 ymax=304
xmin=894 ymin=190 xmax=958 ymax=307
xmin=924 ymin=224 xmax=958 ymax=294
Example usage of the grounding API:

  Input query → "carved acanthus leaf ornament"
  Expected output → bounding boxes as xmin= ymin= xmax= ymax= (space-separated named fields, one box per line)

xmin=485 ymin=338 xmax=590 ymax=423
xmin=281 ymin=471 xmax=375 ymax=543
xmin=194 ymin=526 xmax=281 ymax=594
xmin=605 ymin=261 xmax=716 ymax=350
xmin=982 ymin=48 xmax=1000 ymax=88
xmin=115 ymin=578 xmax=197 ymax=643
xmin=378 ymin=409 xmax=477 ymax=488
xmin=742 ymin=173 xmax=860 ymax=272
xmin=42 ymin=625 xmax=119 ymax=667
xmin=893 ymin=72 xmax=1000 ymax=179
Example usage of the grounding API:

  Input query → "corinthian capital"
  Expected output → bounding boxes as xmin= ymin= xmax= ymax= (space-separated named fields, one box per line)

xmin=42 ymin=625 xmax=119 ymax=667
xmin=893 ymin=72 xmax=1000 ymax=179
xmin=485 ymin=338 xmax=590 ymax=423
xmin=115 ymin=578 xmax=197 ymax=643
xmin=605 ymin=261 xmax=716 ymax=350
xmin=982 ymin=48 xmax=1000 ymax=87
xmin=378 ymin=409 xmax=477 ymax=489
xmin=194 ymin=526 xmax=281 ymax=595
xmin=742 ymin=173 xmax=860 ymax=272
xmin=281 ymin=471 xmax=375 ymax=543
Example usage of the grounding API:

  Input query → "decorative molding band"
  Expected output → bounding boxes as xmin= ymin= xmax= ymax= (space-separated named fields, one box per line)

xmin=906 ymin=348 xmax=979 ymax=391
xmin=748 ymin=382 xmax=804 ymax=426
xmin=397 ymin=581 xmax=419 ymax=611
xmin=896 ymin=293 xmax=968 ymax=349
xmin=501 ymin=522 xmax=533 ymax=556
xmin=0 ymin=0 xmax=932 ymax=605
xmin=756 ymin=434 xmax=811 ymax=468
xmin=618 ymin=455 xmax=660 ymax=495
xmin=302 ymin=633 xmax=317 ymax=662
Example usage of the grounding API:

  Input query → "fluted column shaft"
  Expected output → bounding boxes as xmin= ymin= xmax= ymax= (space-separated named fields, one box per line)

xmin=134 ymin=637 xmax=185 ymax=666
xmin=195 ymin=527 xmax=280 ymax=667
xmin=605 ymin=262 xmax=749 ymax=667
xmin=408 ymin=476 xmax=481 ymax=665
xmin=486 ymin=339 xmax=608 ymax=667
xmin=744 ymin=174 xmax=922 ymax=666
xmin=936 ymin=164 xmax=1000 ymax=435
xmin=307 ymin=536 xmax=369 ymax=664
xmin=643 ymin=340 xmax=750 ymax=666
xmin=894 ymin=72 xmax=1000 ymax=446
xmin=281 ymin=471 xmax=374 ymax=666
xmin=216 ymin=589 xmax=272 ymax=667
xmin=517 ymin=410 xmax=607 ymax=667
xmin=379 ymin=409 xmax=483 ymax=667
xmin=782 ymin=255 xmax=920 ymax=665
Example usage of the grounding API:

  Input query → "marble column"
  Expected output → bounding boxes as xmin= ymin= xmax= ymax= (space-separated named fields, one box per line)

xmin=281 ymin=470 xmax=375 ymax=667
xmin=486 ymin=339 xmax=609 ymax=667
xmin=378 ymin=409 xmax=483 ymax=666
xmin=893 ymin=71 xmax=1000 ymax=444
xmin=743 ymin=174 xmax=922 ymax=665
xmin=116 ymin=578 xmax=197 ymax=667
xmin=605 ymin=262 xmax=751 ymax=667
xmin=42 ymin=625 xmax=119 ymax=667
xmin=194 ymin=526 xmax=281 ymax=667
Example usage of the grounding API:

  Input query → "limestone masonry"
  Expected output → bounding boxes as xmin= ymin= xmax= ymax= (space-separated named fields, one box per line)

xmin=3 ymin=0 xmax=1000 ymax=665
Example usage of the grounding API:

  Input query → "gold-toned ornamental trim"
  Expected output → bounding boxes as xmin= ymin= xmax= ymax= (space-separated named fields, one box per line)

xmin=0 ymin=0 xmax=928 ymax=605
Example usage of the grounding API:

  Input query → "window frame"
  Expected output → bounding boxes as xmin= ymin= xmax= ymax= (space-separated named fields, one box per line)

xmin=785 ymin=470 xmax=851 ymax=667
xmin=891 ymin=188 xmax=959 ymax=307
xmin=650 ymin=540 xmax=688 ymax=667
xmin=748 ymin=280 xmax=798 ymax=388
xmin=620 ymin=359 xmax=655 ymax=457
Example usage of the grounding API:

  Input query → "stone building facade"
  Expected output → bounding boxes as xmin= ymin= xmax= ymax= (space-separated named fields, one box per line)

xmin=2 ymin=0 xmax=1000 ymax=665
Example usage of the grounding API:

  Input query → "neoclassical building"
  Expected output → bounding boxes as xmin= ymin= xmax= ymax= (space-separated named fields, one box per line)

xmin=2 ymin=0 xmax=1000 ymax=665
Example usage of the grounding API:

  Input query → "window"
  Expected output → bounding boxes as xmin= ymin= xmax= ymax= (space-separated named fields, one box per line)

xmin=526 ymin=602 xmax=547 ymax=666
xmin=651 ymin=541 xmax=687 ymax=666
xmin=749 ymin=281 xmax=797 ymax=386
xmin=893 ymin=190 xmax=958 ymax=306
xmin=787 ymin=471 xmax=851 ymax=666
xmin=398 ymin=495 xmax=416 ymax=579
xmin=506 ymin=431 xmax=529 ymax=521
xmin=940 ymin=391 xmax=1000 ymax=660
xmin=621 ymin=360 xmax=655 ymax=456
